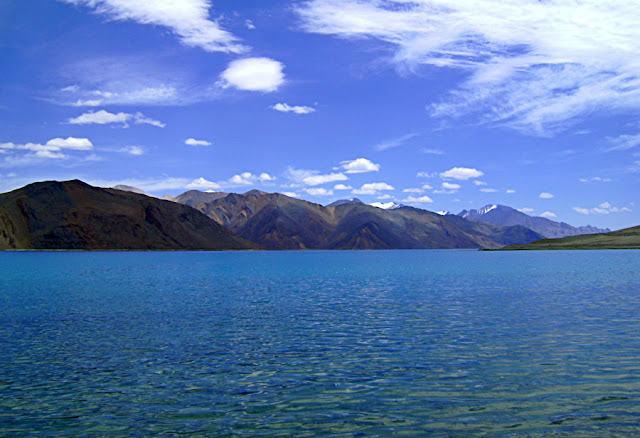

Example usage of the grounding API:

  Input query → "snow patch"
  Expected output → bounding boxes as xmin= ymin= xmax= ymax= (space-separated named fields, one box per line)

xmin=370 ymin=202 xmax=403 ymax=210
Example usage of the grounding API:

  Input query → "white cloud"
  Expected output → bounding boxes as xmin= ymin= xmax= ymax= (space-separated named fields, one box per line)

xmin=281 ymin=191 xmax=299 ymax=198
xmin=506 ymin=189 xmax=515 ymax=193
xmin=441 ymin=167 xmax=483 ymax=180
xmin=340 ymin=157 xmax=380 ymax=174
xmin=73 ymin=99 xmax=102 ymax=107
xmin=417 ymin=171 xmax=436 ymax=178
xmin=579 ymin=176 xmax=612 ymax=183
xmin=63 ymin=0 xmax=247 ymax=53
xmin=480 ymin=188 xmax=497 ymax=193
xmin=297 ymin=0 xmax=640 ymax=135
xmin=271 ymin=103 xmax=315 ymax=114
xmin=441 ymin=182 xmax=460 ymax=190
xmin=375 ymin=132 xmax=419 ymax=151
xmin=334 ymin=184 xmax=352 ymax=190
xmin=68 ymin=110 xmax=165 ymax=127
xmin=422 ymin=148 xmax=444 ymax=155
xmin=245 ymin=19 xmax=256 ymax=30
xmin=48 ymin=137 xmax=94 ymax=150
xmin=287 ymin=168 xmax=348 ymax=186
xmin=185 ymin=177 xmax=222 ymax=190
xmin=539 ymin=192 xmax=554 ymax=199
xmin=0 ymin=137 xmax=94 ymax=162
xmin=185 ymin=138 xmax=212 ymax=146
xmin=402 ymin=195 xmax=433 ymax=203
xmin=352 ymin=182 xmax=394 ymax=195
xmin=518 ymin=208 xmax=534 ymax=213
xmin=121 ymin=145 xmax=144 ymax=155
xmin=220 ymin=57 xmax=285 ymax=92
xmin=540 ymin=211 xmax=557 ymax=218
xmin=36 ymin=150 xmax=67 ymax=159
xmin=230 ymin=172 xmax=254 ymax=185
xmin=403 ymin=188 xmax=423 ymax=193
xmin=573 ymin=203 xmax=632 ymax=215
xmin=259 ymin=173 xmax=276 ymax=182
xmin=305 ymin=187 xmax=334 ymax=196
xmin=473 ymin=180 xmax=488 ymax=186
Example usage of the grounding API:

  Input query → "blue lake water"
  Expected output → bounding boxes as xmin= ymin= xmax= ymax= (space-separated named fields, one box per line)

xmin=1 ymin=249 xmax=640 ymax=436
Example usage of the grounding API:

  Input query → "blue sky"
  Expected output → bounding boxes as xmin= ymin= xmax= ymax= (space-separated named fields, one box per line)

xmin=1 ymin=0 xmax=638 ymax=230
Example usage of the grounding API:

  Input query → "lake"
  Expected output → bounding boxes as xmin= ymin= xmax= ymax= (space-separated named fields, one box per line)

xmin=1 ymin=250 xmax=639 ymax=436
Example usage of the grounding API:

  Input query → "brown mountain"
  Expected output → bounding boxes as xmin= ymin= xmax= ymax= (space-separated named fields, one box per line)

xmin=186 ymin=191 xmax=543 ymax=249
xmin=0 ymin=180 xmax=256 ymax=250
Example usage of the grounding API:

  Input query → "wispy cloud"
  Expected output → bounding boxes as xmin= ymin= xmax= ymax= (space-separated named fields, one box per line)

xmin=421 ymin=148 xmax=444 ymax=155
xmin=579 ymin=176 xmax=612 ymax=183
xmin=573 ymin=202 xmax=632 ymax=215
xmin=297 ymin=0 xmax=640 ymax=135
xmin=68 ymin=110 xmax=165 ymax=127
xmin=62 ymin=0 xmax=247 ymax=53
xmin=374 ymin=132 xmax=419 ymax=151
xmin=539 ymin=192 xmax=554 ymax=199
xmin=286 ymin=167 xmax=348 ymax=186
xmin=605 ymin=133 xmax=640 ymax=152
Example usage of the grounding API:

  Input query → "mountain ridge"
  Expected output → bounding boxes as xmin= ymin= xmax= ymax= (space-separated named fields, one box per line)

xmin=0 ymin=180 xmax=256 ymax=250
xmin=459 ymin=204 xmax=609 ymax=239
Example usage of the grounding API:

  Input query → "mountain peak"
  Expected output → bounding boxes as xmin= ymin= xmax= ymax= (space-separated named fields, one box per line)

xmin=459 ymin=204 xmax=609 ymax=239
xmin=370 ymin=201 xmax=403 ymax=210
xmin=326 ymin=198 xmax=364 ymax=207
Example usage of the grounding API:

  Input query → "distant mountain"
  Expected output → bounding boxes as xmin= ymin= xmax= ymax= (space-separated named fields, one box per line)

xmin=500 ymin=225 xmax=640 ymax=250
xmin=326 ymin=198 xmax=363 ymax=207
xmin=171 ymin=190 xmax=229 ymax=208
xmin=113 ymin=184 xmax=153 ymax=197
xmin=459 ymin=204 xmax=610 ymax=238
xmin=0 ymin=180 xmax=256 ymax=250
xmin=189 ymin=191 xmax=543 ymax=250
xmin=370 ymin=201 xmax=404 ymax=210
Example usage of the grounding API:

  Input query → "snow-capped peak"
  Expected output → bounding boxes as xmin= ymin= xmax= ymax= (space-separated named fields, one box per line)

xmin=478 ymin=204 xmax=497 ymax=215
xmin=370 ymin=201 xmax=403 ymax=210
xmin=436 ymin=211 xmax=451 ymax=216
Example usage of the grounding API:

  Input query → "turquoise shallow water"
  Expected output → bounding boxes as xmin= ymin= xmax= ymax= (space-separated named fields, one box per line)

xmin=1 ymin=249 xmax=640 ymax=436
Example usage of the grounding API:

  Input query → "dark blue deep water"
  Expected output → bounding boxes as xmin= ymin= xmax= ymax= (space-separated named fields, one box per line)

xmin=1 ymin=250 xmax=640 ymax=436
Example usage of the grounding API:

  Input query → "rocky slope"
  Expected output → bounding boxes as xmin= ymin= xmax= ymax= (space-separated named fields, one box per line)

xmin=0 ymin=180 xmax=256 ymax=250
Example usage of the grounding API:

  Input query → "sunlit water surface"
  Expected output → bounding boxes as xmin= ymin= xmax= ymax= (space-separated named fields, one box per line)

xmin=1 ymin=250 xmax=640 ymax=436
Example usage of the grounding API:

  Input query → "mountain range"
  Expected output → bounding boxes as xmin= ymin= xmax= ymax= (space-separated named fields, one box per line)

xmin=2 ymin=180 xmax=620 ymax=251
xmin=182 ymin=191 xmax=543 ymax=249
xmin=459 ymin=204 xmax=609 ymax=239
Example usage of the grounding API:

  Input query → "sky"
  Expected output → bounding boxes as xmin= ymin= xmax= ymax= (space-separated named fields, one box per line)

xmin=1 ymin=0 xmax=639 ymax=230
